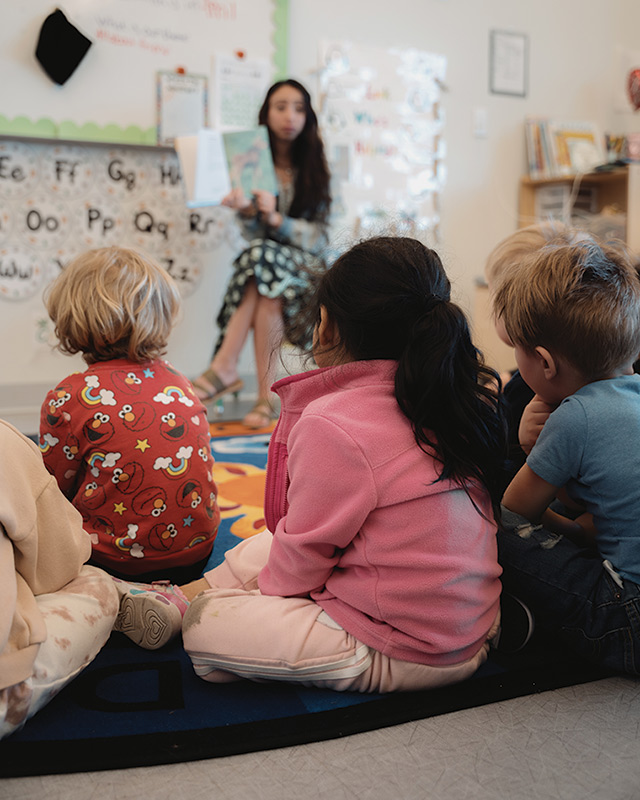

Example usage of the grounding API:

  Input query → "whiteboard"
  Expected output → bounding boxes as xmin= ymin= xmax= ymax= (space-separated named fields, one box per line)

xmin=0 ymin=0 xmax=287 ymax=144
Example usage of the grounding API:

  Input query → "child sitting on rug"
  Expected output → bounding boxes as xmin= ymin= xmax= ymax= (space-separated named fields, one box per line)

xmin=115 ymin=236 xmax=514 ymax=692
xmin=483 ymin=221 xmax=593 ymax=485
xmin=40 ymin=247 xmax=220 ymax=586
xmin=0 ymin=418 xmax=118 ymax=739
xmin=494 ymin=240 xmax=640 ymax=675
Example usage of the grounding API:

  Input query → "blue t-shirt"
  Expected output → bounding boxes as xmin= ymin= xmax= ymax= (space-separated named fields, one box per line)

xmin=527 ymin=375 xmax=640 ymax=584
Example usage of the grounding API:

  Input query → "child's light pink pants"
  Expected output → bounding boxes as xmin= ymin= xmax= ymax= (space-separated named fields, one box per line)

xmin=0 ymin=566 xmax=119 ymax=739
xmin=182 ymin=530 xmax=498 ymax=693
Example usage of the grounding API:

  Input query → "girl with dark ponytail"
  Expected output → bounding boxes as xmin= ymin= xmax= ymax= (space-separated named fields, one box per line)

xmin=314 ymin=236 xmax=506 ymax=522
xmin=117 ymin=236 xmax=510 ymax=694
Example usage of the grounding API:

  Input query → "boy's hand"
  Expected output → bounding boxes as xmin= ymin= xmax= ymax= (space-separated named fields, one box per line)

xmin=519 ymin=394 xmax=556 ymax=454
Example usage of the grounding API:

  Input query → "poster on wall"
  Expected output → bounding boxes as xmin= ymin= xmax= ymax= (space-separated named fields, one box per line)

xmin=157 ymin=71 xmax=209 ymax=145
xmin=318 ymin=40 xmax=446 ymax=245
xmin=214 ymin=54 xmax=272 ymax=131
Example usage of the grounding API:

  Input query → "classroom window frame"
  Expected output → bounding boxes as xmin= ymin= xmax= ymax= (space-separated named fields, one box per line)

xmin=489 ymin=30 xmax=528 ymax=98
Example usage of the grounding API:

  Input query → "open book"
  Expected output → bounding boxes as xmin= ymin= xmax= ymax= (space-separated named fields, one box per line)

xmin=175 ymin=126 xmax=277 ymax=208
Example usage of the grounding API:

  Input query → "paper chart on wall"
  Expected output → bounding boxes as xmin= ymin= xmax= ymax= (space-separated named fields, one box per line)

xmin=157 ymin=71 xmax=209 ymax=146
xmin=318 ymin=40 xmax=446 ymax=243
xmin=214 ymin=55 xmax=272 ymax=131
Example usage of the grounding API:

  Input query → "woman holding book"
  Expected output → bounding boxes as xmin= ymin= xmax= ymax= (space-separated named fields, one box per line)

xmin=192 ymin=79 xmax=332 ymax=429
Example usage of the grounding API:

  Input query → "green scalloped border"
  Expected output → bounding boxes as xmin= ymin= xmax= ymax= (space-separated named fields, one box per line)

xmin=0 ymin=0 xmax=288 ymax=146
xmin=0 ymin=115 xmax=157 ymax=145
xmin=273 ymin=0 xmax=289 ymax=80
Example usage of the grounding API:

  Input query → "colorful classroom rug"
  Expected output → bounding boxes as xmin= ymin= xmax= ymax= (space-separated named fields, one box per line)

xmin=0 ymin=423 xmax=611 ymax=777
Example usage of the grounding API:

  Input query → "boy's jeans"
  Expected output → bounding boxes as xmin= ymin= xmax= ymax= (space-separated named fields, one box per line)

xmin=498 ymin=507 xmax=640 ymax=675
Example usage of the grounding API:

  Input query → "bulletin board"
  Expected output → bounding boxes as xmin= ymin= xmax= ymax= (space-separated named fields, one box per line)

xmin=0 ymin=0 xmax=288 ymax=145
xmin=318 ymin=40 xmax=446 ymax=244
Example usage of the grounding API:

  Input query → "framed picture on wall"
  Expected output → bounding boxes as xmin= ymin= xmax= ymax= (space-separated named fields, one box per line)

xmin=489 ymin=30 xmax=528 ymax=98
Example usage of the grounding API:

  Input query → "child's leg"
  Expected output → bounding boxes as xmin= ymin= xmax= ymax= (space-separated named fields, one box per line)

xmin=0 ymin=565 xmax=118 ymax=738
xmin=182 ymin=589 xmax=373 ymax=688
xmin=200 ymin=528 xmax=273 ymax=592
xmin=112 ymin=532 xmax=273 ymax=646
xmin=498 ymin=507 xmax=640 ymax=675
xmin=182 ymin=587 xmax=497 ymax=693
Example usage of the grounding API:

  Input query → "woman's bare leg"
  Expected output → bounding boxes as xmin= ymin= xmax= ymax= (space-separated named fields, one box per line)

xmin=193 ymin=281 xmax=259 ymax=399
xmin=243 ymin=295 xmax=284 ymax=428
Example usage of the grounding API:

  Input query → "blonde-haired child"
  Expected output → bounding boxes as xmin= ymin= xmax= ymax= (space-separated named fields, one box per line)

xmin=484 ymin=222 xmax=594 ymax=482
xmin=40 ymin=247 xmax=220 ymax=591
xmin=494 ymin=241 xmax=640 ymax=674
xmin=0 ymin=418 xmax=118 ymax=738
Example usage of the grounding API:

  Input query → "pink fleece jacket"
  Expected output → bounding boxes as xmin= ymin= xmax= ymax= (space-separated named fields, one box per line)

xmin=259 ymin=360 xmax=502 ymax=667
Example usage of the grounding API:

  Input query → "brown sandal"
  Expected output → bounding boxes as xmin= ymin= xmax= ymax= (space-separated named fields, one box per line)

xmin=243 ymin=399 xmax=277 ymax=430
xmin=192 ymin=368 xmax=244 ymax=403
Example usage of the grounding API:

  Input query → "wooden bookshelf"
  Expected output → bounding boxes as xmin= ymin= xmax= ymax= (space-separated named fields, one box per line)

xmin=519 ymin=168 xmax=627 ymax=225
xmin=474 ymin=164 xmax=640 ymax=374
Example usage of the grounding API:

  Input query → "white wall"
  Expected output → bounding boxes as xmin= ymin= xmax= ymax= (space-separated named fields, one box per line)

xmin=288 ymin=0 xmax=640 ymax=312
xmin=5 ymin=0 xmax=640 ymax=432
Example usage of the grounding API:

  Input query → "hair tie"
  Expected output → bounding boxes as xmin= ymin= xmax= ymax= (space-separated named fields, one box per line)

xmin=425 ymin=293 xmax=446 ymax=311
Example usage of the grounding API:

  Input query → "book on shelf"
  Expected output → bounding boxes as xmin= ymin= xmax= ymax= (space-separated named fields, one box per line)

xmin=524 ymin=118 xmax=607 ymax=179
xmin=175 ymin=126 xmax=277 ymax=208
xmin=525 ymin=117 xmax=553 ymax=179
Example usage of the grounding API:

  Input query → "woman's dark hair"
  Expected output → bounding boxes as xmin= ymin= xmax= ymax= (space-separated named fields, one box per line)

xmin=313 ymin=236 xmax=507 ymax=520
xmin=258 ymin=79 xmax=331 ymax=226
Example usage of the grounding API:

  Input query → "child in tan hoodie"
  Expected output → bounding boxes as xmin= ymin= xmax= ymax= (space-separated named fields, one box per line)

xmin=0 ymin=419 xmax=118 ymax=739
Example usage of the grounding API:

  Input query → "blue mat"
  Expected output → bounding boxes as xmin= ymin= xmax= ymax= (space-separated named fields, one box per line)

xmin=0 ymin=432 xmax=610 ymax=776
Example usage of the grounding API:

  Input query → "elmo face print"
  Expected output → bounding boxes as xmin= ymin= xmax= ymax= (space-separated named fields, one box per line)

xmin=62 ymin=433 xmax=80 ymax=461
xmin=118 ymin=402 xmax=156 ymax=432
xmin=112 ymin=370 xmax=143 ymax=395
xmin=80 ymin=480 xmax=106 ymax=510
xmin=131 ymin=486 xmax=167 ymax=518
xmin=44 ymin=387 xmax=72 ymax=428
xmin=176 ymin=479 xmax=202 ymax=510
xmin=111 ymin=461 xmax=145 ymax=494
xmin=149 ymin=522 xmax=178 ymax=551
xmin=205 ymin=490 xmax=218 ymax=520
xmin=160 ymin=411 xmax=187 ymax=442
xmin=93 ymin=515 xmax=115 ymax=538
xmin=197 ymin=434 xmax=211 ymax=463
xmin=83 ymin=412 xmax=115 ymax=445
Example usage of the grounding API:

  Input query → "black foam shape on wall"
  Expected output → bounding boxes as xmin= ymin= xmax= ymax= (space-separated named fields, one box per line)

xmin=35 ymin=8 xmax=92 ymax=86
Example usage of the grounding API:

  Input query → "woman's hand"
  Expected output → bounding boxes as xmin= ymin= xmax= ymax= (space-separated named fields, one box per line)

xmin=253 ymin=190 xmax=282 ymax=228
xmin=518 ymin=394 xmax=556 ymax=454
xmin=221 ymin=187 xmax=252 ymax=211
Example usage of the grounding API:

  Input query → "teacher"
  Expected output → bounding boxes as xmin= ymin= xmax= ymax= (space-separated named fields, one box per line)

xmin=192 ymin=78 xmax=332 ymax=428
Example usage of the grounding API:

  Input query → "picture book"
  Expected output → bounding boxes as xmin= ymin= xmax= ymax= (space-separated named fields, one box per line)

xmin=175 ymin=126 xmax=277 ymax=208
xmin=525 ymin=117 xmax=553 ymax=179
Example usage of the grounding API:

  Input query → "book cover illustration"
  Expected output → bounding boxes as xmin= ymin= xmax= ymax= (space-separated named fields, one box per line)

xmin=223 ymin=126 xmax=277 ymax=198
xmin=175 ymin=126 xmax=277 ymax=208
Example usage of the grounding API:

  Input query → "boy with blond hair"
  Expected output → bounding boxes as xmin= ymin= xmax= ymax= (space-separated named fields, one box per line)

xmin=493 ymin=241 xmax=640 ymax=674
xmin=484 ymin=221 xmax=593 ymax=482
